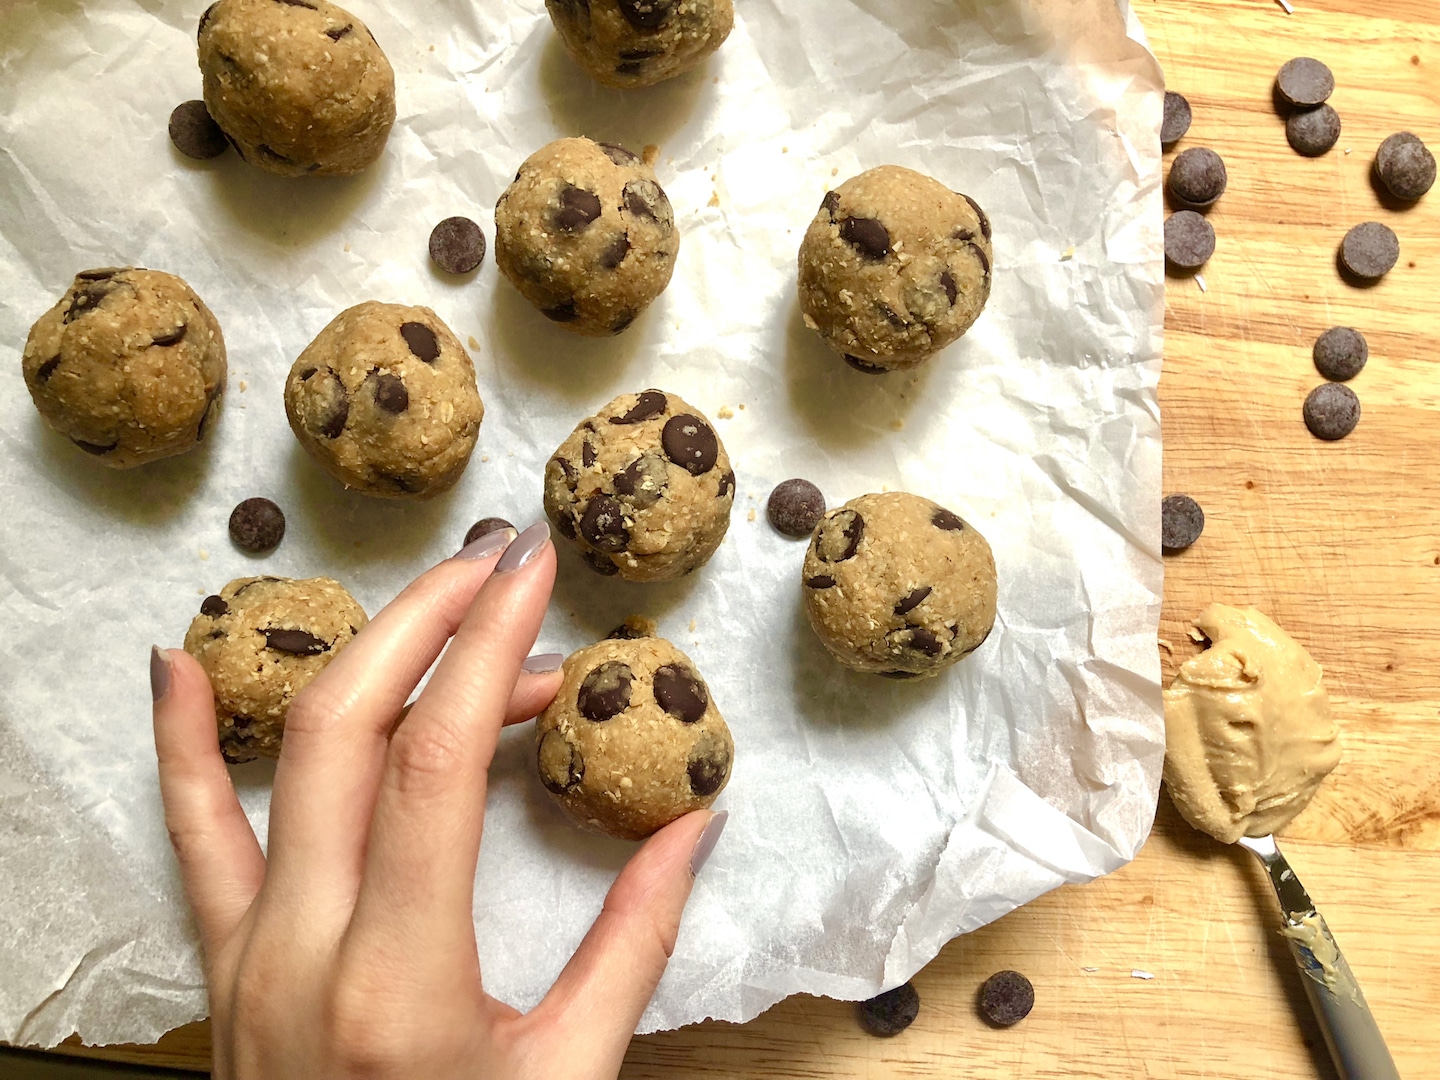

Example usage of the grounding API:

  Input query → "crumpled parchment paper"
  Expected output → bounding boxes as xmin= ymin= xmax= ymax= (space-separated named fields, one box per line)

xmin=0 ymin=0 xmax=1165 ymax=1047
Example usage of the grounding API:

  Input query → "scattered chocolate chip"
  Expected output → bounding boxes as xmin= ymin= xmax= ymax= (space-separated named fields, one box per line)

xmin=228 ymin=497 xmax=286 ymax=553
xmin=428 ymin=216 xmax=486 ymax=274
xmin=661 ymin=415 xmax=718 ymax=476
xmin=968 ymin=241 xmax=992 ymax=279
xmin=940 ymin=270 xmax=958 ymax=306
xmin=840 ymin=216 xmax=890 ymax=260
xmin=325 ymin=23 xmax=352 ymax=40
xmin=220 ymin=742 xmax=254 ymax=765
xmin=894 ymin=586 xmax=932 ymax=616
xmin=610 ymin=311 xmax=636 ymax=334
xmin=35 ymin=357 xmax=60 ymax=382
xmin=464 ymin=517 xmax=514 ymax=546
xmin=718 ymin=469 xmax=735 ymax=498
xmin=168 ymin=100 xmax=228 ymax=160
xmin=232 ymin=577 xmax=280 ymax=596
xmin=599 ymin=141 xmax=639 ymax=165
xmin=979 ymin=971 xmax=1034 ymax=1028
xmin=1161 ymin=494 xmax=1204 ymax=554
xmin=1161 ymin=90 xmax=1192 ymax=146
xmin=580 ymin=494 xmax=630 ymax=552
xmin=306 ymin=367 xmax=350 ymax=439
xmin=654 ymin=664 xmax=708 ymax=722
xmin=261 ymin=627 xmax=327 ymax=655
xmin=1164 ymin=211 xmax=1215 ymax=272
xmin=607 ymin=615 xmax=656 ymax=640
xmin=556 ymin=456 xmax=579 ymax=488
xmin=816 ymin=508 xmax=864 ymax=562
xmin=879 ymin=670 xmax=922 ymax=680
xmin=201 ymin=594 xmax=229 ymax=617
xmin=1375 ymin=132 xmax=1436 ymax=201
xmin=599 ymin=233 xmax=630 ymax=269
xmin=1167 ymin=147 xmax=1227 ymax=208
xmin=961 ymin=193 xmax=991 ymax=240
xmin=553 ymin=508 xmax=578 ymax=540
xmin=582 ymin=439 xmax=597 ymax=468
xmin=623 ymin=179 xmax=669 ymax=225
xmin=1312 ymin=327 xmax=1367 ymax=381
xmin=1275 ymin=57 xmax=1334 ymax=108
xmin=543 ymin=300 xmax=579 ymax=323
xmin=611 ymin=389 xmax=668 ymax=424
xmin=843 ymin=354 xmax=888 ymax=374
xmin=72 ymin=438 xmax=117 ymax=455
xmin=554 ymin=186 xmax=603 ymax=232
xmin=876 ymin=301 xmax=907 ymax=329
xmin=616 ymin=0 xmax=674 ymax=30
xmin=1303 ymin=382 xmax=1361 ymax=440
xmin=614 ymin=60 xmax=646 ymax=75
xmin=1340 ymin=221 xmax=1399 ymax=280
xmin=578 ymin=661 xmax=633 ymax=720
xmin=195 ymin=384 xmax=222 ymax=442
xmin=300 ymin=367 xmax=317 ymax=380
xmin=538 ymin=729 xmax=584 ymax=793
xmin=372 ymin=371 xmax=409 ymax=414
xmin=150 ymin=323 xmax=188 ymax=347
xmin=686 ymin=732 xmax=730 ymax=796
xmin=1286 ymin=103 xmax=1341 ymax=157
xmin=615 ymin=453 xmax=668 ymax=508
xmin=805 ymin=574 xmax=836 ymax=589
xmin=399 ymin=321 xmax=440 ymax=362
xmin=198 ymin=1 xmax=218 ymax=37
xmin=255 ymin=143 xmax=294 ymax=164
xmin=581 ymin=549 xmax=620 ymax=576
xmin=859 ymin=983 xmax=920 ymax=1037
xmin=75 ymin=268 xmax=120 ymax=281
xmin=64 ymin=281 xmax=118 ymax=323
xmin=275 ymin=0 xmax=319 ymax=8
xmin=888 ymin=626 xmax=943 ymax=657
xmin=932 ymin=507 xmax=965 ymax=532
xmin=821 ymin=190 xmax=840 ymax=221
xmin=767 ymin=479 xmax=825 ymax=538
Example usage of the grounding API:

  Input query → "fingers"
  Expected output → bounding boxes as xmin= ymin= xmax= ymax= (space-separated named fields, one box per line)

xmin=151 ymin=647 xmax=265 ymax=959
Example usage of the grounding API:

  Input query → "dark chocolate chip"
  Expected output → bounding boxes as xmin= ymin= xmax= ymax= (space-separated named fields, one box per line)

xmin=72 ymin=438 xmax=117 ymax=455
xmin=932 ymin=507 xmax=965 ymax=532
xmin=580 ymin=494 xmax=630 ymax=552
xmin=767 ymin=478 xmax=825 ymax=538
xmin=614 ymin=61 xmax=646 ymax=75
xmin=686 ymin=733 xmax=730 ymax=797
xmin=1375 ymin=132 xmax=1436 ymax=201
xmin=607 ymin=618 xmax=654 ymax=640
xmin=220 ymin=742 xmax=255 ymax=765
xmin=1313 ymin=327 xmax=1367 ymax=382
xmin=275 ymin=0 xmax=319 ymax=8
xmin=1303 ymin=382 xmax=1360 ymax=441
xmin=614 ymin=453 xmax=668 ymax=508
xmin=888 ymin=626 xmax=943 ymax=657
xmin=859 ymin=983 xmax=920 ymax=1037
xmin=894 ymin=586 xmax=932 ymax=616
xmin=599 ymin=141 xmax=639 ymax=165
xmin=428 ymin=216 xmax=486 ymax=274
xmin=821 ymin=190 xmax=840 ymax=221
xmin=232 ymin=714 xmax=255 ymax=730
xmin=556 ymin=456 xmax=579 ymax=488
xmin=300 ymin=367 xmax=317 ymax=380
xmin=542 ymin=300 xmax=579 ymax=323
xmin=840 ymin=216 xmax=890 ymax=260
xmin=843 ymin=353 xmax=888 ymax=374
xmin=372 ymin=371 xmax=409 ymax=414
xmin=399 ymin=321 xmax=440 ymax=362
xmin=75 ymin=268 xmax=120 ymax=281
xmin=718 ymin=469 xmax=735 ymax=498
xmin=940 ymin=270 xmax=958 ymax=306
xmin=554 ymin=508 xmax=578 ymax=540
xmin=582 ymin=439 xmax=596 ymax=468
xmin=1167 ymin=147 xmax=1227 ymax=208
xmin=616 ymin=0 xmax=674 ymax=31
xmin=876 ymin=301 xmax=907 ymax=329
xmin=232 ymin=576 xmax=280 ymax=596
xmin=36 ymin=357 xmax=60 ymax=382
xmin=623 ymin=179 xmax=669 ymax=225
xmin=195 ymin=383 xmax=222 ymax=442
xmin=611 ymin=389 xmax=668 ymax=424
xmin=878 ymin=670 xmax=922 ymax=680
xmin=969 ymin=241 xmax=991 ymax=279
xmin=806 ymin=574 xmax=836 ymax=589
xmin=959 ymin=193 xmax=991 ymax=241
xmin=150 ymin=323 xmax=188 ymax=346
xmin=1161 ymin=493 xmax=1204 ymax=554
xmin=1286 ymin=103 xmax=1341 ymax=157
xmin=1276 ymin=57 xmax=1334 ymax=108
xmin=581 ymin=548 xmax=620 ymax=575
xmin=816 ymin=508 xmax=864 ymax=562
xmin=228 ymin=497 xmax=286 ymax=553
xmin=554 ymin=186 xmax=602 ymax=232
xmin=261 ymin=627 xmax=327 ymax=655
xmin=464 ymin=517 xmax=514 ymax=546
xmin=654 ymin=664 xmax=708 ymax=722
xmin=1340 ymin=221 xmax=1399 ymax=280
xmin=1161 ymin=90 xmax=1192 ymax=146
xmin=661 ymin=414 xmax=718 ymax=476
xmin=610 ymin=311 xmax=636 ymax=335
xmin=325 ymin=23 xmax=352 ymax=40
xmin=254 ymin=143 xmax=294 ymax=164
xmin=198 ymin=1 xmax=218 ymax=37
xmin=201 ymin=594 xmax=229 ymax=617
xmin=979 ymin=970 xmax=1034 ymax=1028
xmin=599 ymin=233 xmax=630 ymax=269
xmin=168 ymin=100 xmax=228 ymax=160
xmin=538 ymin=729 xmax=584 ymax=793
xmin=64 ymin=281 xmax=118 ymax=323
xmin=1164 ymin=211 xmax=1215 ymax=272
xmin=578 ymin=661 xmax=633 ymax=720
xmin=306 ymin=367 xmax=350 ymax=439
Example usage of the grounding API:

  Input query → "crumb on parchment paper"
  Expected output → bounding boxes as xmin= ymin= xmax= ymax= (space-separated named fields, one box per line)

xmin=708 ymin=191 xmax=720 ymax=207
xmin=643 ymin=144 xmax=659 ymax=166
xmin=890 ymin=418 xmax=904 ymax=431
xmin=468 ymin=335 xmax=481 ymax=351
xmin=239 ymin=380 xmax=247 ymax=392
xmin=689 ymin=618 xmax=697 ymax=632
xmin=747 ymin=508 xmax=756 ymax=522
xmin=717 ymin=405 xmax=734 ymax=419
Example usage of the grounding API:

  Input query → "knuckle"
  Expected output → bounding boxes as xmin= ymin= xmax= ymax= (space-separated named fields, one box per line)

xmin=325 ymin=975 xmax=418 ymax=1073
xmin=279 ymin=682 xmax=351 ymax=738
xmin=386 ymin=715 xmax=471 ymax=792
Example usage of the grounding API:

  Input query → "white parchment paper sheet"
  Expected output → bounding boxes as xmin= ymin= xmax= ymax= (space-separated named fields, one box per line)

xmin=0 ymin=0 xmax=1165 ymax=1046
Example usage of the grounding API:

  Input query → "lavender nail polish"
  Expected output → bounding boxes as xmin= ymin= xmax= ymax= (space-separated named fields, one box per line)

xmin=150 ymin=646 xmax=172 ymax=703
xmin=521 ymin=652 xmax=565 ymax=674
xmin=457 ymin=526 xmax=515 ymax=561
xmin=689 ymin=810 xmax=728 ymax=877
xmin=495 ymin=521 xmax=550 ymax=574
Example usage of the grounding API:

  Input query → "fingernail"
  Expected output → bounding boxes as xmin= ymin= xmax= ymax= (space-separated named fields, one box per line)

xmin=689 ymin=810 xmax=728 ymax=878
xmin=457 ymin=526 xmax=516 ymax=561
xmin=495 ymin=521 xmax=550 ymax=574
xmin=521 ymin=652 xmax=564 ymax=674
xmin=150 ymin=646 xmax=172 ymax=703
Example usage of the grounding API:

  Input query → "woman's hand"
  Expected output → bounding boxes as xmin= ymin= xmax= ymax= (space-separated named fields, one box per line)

xmin=150 ymin=522 xmax=727 ymax=1080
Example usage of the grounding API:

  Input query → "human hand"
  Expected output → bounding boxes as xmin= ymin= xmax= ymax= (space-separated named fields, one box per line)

xmin=151 ymin=522 xmax=727 ymax=1079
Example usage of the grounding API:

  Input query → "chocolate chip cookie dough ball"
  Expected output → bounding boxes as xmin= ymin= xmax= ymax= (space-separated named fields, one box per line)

xmin=198 ymin=0 xmax=395 ymax=176
xmin=543 ymin=389 xmax=734 ymax=580
xmin=536 ymin=634 xmax=732 ymax=840
xmin=495 ymin=138 xmax=678 ymax=336
xmin=285 ymin=302 xmax=483 ymax=499
xmin=798 ymin=166 xmax=992 ymax=373
xmin=21 ymin=268 xmax=226 ymax=467
xmin=802 ymin=492 xmax=997 ymax=678
xmin=546 ymin=0 xmax=733 ymax=89
xmin=184 ymin=576 xmax=367 ymax=763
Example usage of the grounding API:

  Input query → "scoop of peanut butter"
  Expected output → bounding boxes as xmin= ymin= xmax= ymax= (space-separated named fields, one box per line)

xmin=1162 ymin=604 xmax=1340 ymax=843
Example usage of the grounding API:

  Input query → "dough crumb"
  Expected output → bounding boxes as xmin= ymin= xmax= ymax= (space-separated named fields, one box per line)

xmin=738 ymin=403 xmax=745 ymax=410
xmin=747 ymin=508 xmax=756 ymax=522
xmin=831 ymin=167 xmax=838 ymax=176
xmin=688 ymin=618 xmax=697 ymax=632
xmin=239 ymin=380 xmax=248 ymax=392
xmin=481 ymin=454 xmax=490 ymax=463
xmin=717 ymin=405 xmax=735 ymax=419
xmin=708 ymin=191 xmax=721 ymax=207
xmin=643 ymin=144 xmax=659 ymax=166
xmin=198 ymin=548 xmax=209 ymax=560
xmin=343 ymin=243 xmax=351 ymax=253
xmin=890 ymin=418 xmax=905 ymax=431
xmin=1061 ymin=245 xmax=1076 ymax=261
xmin=782 ymin=146 xmax=789 ymax=153
xmin=468 ymin=335 xmax=481 ymax=351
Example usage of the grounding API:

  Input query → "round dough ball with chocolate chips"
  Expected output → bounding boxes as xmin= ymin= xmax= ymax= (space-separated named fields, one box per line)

xmin=197 ymin=0 xmax=395 ymax=176
xmin=183 ymin=575 xmax=367 ymax=763
xmin=545 ymin=0 xmax=733 ymax=89
xmin=802 ymin=492 xmax=997 ymax=678
xmin=284 ymin=301 xmax=483 ymax=499
xmin=20 ymin=268 xmax=226 ymax=468
xmin=798 ymin=166 xmax=992 ymax=373
xmin=495 ymin=137 xmax=678 ymax=336
xmin=543 ymin=389 xmax=734 ymax=581
xmin=535 ymin=634 xmax=733 ymax=840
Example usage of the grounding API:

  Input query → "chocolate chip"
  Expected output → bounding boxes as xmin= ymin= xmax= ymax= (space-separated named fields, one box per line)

xmin=940 ymin=270 xmax=957 ymax=306
xmin=610 ymin=312 xmax=636 ymax=334
xmin=72 ymin=438 xmax=117 ymax=455
xmin=1303 ymin=383 xmax=1360 ymax=441
xmin=399 ymin=321 xmax=440 ymax=362
xmin=581 ymin=439 xmax=596 ymax=468
xmin=843 ymin=354 xmax=888 ymax=374
xmin=578 ymin=661 xmax=633 ymax=720
xmin=255 ymin=143 xmax=294 ymax=164
xmin=859 ymin=983 xmax=920 ymax=1037
xmin=611 ymin=389 xmax=668 ymax=424
xmin=876 ymin=301 xmax=907 ymax=329
xmin=1161 ymin=494 xmax=1204 ymax=554
xmin=607 ymin=616 xmax=656 ymax=640
xmin=581 ymin=549 xmax=620 ymax=576
xmin=1161 ymin=90 xmax=1192 ymax=146
xmin=150 ymin=323 xmax=188 ymax=346
xmin=840 ymin=216 xmax=890 ymax=260
xmin=305 ymin=367 xmax=349 ymax=439
xmin=767 ymin=479 xmax=825 ymax=538
xmin=887 ymin=626 xmax=943 ymax=657
xmin=931 ymin=507 xmax=965 ymax=532
xmin=201 ymin=594 xmax=229 ymax=617
xmin=35 ymin=357 xmax=60 ymax=382
xmin=718 ymin=469 xmax=735 ymax=498
xmin=228 ymin=497 xmax=286 ymax=553
xmin=554 ymin=186 xmax=602 ymax=232
xmin=654 ymin=664 xmax=708 ymax=722
xmin=686 ymin=733 xmax=730 ymax=797
xmin=1375 ymin=133 xmax=1436 ymax=201
xmin=1313 ymin=327 xmax=1367 ymax=381
xmin=220 ymin=742 xmax=255 ymax=765
xmin=968 ymin=241 xmax=991 ymax=279
xmin=556 ymin=456 xmax=579 ymax=488
xmin=580 ymin=494 xmax=630 ymax=552
xmin=894 ymin=586 xmax=932 ymax=616
xmin=599 ymin=141 xmax=639 ymax=165
xmin=538 ymin=729 xmax=585 ymax=793
xmin=1276 ymin=57 xmax=1334 ymax=108
xmin=75 ymin=268 xmax=120 ymax=281
xmin=616 ymin=0 xmax=674 ymax=31
xmin=464 ymin=517 xmax=513 ymax=546
xmin=662 ymin=415 xmax=718 ymax=476
xmin=623 ymin=179 xmax=670 ymax=227
xmin=261 ymin=628 xmax=327 ymax=655
xmin=615 ymin=453 xmax=668 ymax=508
xmin=1340 ymin=221 xmax=1399 ymax=280
xmin=198 ymin=1 xmax=218 ymax=37
xmin=821 ymin=190 xmax=840 ymax=221
xmin=543 ymin=300 xmax=579 ymax=323
xmin=805 ymin=574 xmax=836 ymax=589
xmin=979 ymin=970 xmax=1034 ymax=1028
xmin=168 ymin=100 xmax=228 ymax=160
xmin=195 ymin=384 xmax=222 ymax=443
xmin=372 ymin=372 xmax=409 ymax=414
xmin=275 ymin=0 xmax=319 ymax=8
xmin=300 ymin=367 xmax=317 ymax=380
xmin=816 ymin=508 xmax=864 ymax=562
xmin=961 ymin=193 xmax=991 ymax=240
xmin=878 ymin=670 xmax=922 ymax=680
xmin=428 ymin=216 xmax=486 ymax=274
xmin=325 ymin=23 xmax=352 ymax=40
xmin=232 ymin=576 xmax=280 ymax=596
xmin=599 ymin=233 xmax=630 ymax=269
xmin=553 ymin=508 xmax=578 ymax=540
xmin=614 ymin=61 xmax=646 ymax=75
xmin=64 ymin=281 xmax=117 ymax=323
xmin=1286 ymin=104 xmax=1341 ymax=157
xmin=1164 ymin=211 xmax=1215 ymax=272
xmin=1167 ymin=147 xmax=1227 ymax=208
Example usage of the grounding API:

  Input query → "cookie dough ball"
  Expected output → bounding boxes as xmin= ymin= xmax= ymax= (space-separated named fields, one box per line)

xmin=183 ymin=576 xmax=367 ymax=762
xmin=798 ymin=166 xmax=992 ymax=373
xmin=198 ymin=0 xmax=395 ymax=176
xmin=495 ymin=137 xmax=678 ymax=336
xmin=546 ymin=0 xmax=733 ymax=89
xmin=536 ymin=635 xmax=733 ymax=840
xmin=21 ymin=268 xmax=226 ymax=467
xmin=285 ymin=301 xmax=484 ymax=499
xmin=802 ymin=492 xmax=996 ymax=678
xmin=543 ymin=389 xmax=733 ymax=580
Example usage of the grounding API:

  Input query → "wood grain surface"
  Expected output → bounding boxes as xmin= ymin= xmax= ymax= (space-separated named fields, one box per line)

xmin=53 ymin=0 xmax=1440 ymax=1074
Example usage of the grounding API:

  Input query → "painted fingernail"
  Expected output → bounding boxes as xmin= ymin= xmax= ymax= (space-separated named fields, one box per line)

xmin=150 ymin=646 xmax=172 ymax=703
xmin=521 ymin=652 xmax=565 ymax=674
xmin=495 ymin=521 xmax=550 ymax=574
xmin=689 ymin=810 xmax=728 ymax=878
xmin=457 ymin=526 xmax=516 ymax=561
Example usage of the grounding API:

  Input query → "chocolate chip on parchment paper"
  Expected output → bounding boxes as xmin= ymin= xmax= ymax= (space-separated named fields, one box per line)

xmin=428 ymin=216 xmax=486 ymax=274
xmin=766 ymin=479 xmax=825 ymax=538
xmin=228 ymin=498 xmax=286 ymax=553
xmin=168 ymin=100 xmax=229 ymax=160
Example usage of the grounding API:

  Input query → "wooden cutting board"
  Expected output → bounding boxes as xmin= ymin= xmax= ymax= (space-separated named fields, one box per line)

xmin=56 ymin=0 xmax=1440 ymax=1074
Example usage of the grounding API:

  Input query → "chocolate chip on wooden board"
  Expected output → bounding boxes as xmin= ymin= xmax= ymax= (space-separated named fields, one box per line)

xmin=1286 ymin=104 xmax=1341 ymax=157
xmin=168 ymin=100 xmax=228 ymax=160
xmin=1339 ymin=222 xmax=1399 ymax=281
xmin=1164 ymin=211 xmax=1215 ymax=273
xmin=228 ymin=498 xmax=285 ymax=553
xmin=978 ymin=970 xmax=1035 ymax=1027
xmin=1312 ymin=327 xmax=1367 ymax=382
xmin=1161 ymin=91 xmax=1192 ymax=147
xmin=1167 ymin=147 xmax=1227 ymax=208
xmin=1161 ymin=494 xmax=1204 ymax=555
xmin=767 ymin=479 xmax=825 ymax=538
xmin=858 ymin=982 xmax=920 ymax=1037
xmin=1374 ymin=132 xmax=1436 ymax=201
xmin=429 ymin=216 xmax=486 ymax=274
xmin=1304 ymin=383 xmax=1361 ymax=441
xmin=1275 ymin=57 xmax=1335 ymax=108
